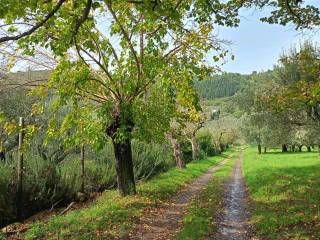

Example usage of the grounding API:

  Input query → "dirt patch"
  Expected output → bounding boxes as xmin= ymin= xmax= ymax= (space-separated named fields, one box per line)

xmin=209 ymin=150 xmax=251 ymax=240
xmin=126 ymin=153 xmax=235 ymax=240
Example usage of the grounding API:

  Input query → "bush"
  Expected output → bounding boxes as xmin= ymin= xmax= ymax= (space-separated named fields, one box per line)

xmin=0 ymin=163 xmax=16 ymax=227
xmin=0 ymin=141 xmax=174 ymax=228
xmin=181 ymin=140 xmax=193 ymax=163
xmin=132 ymin=141 xmax=174 ymax=180
xmin=197 ymin=131 xmax=216 ymax=157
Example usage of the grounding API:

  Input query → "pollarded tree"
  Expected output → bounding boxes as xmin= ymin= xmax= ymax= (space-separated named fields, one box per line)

xmin=0 ymin=1 xmax=237 ymax=196
xmin=169 ymin=110 xmax=204 ymax=165
xmin=183 ymin=117 xmax=205 ymax=161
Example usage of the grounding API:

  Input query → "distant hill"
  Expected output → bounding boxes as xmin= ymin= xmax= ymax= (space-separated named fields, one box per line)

xmin=0 ymin=70 xmax=50 ymax=92
xmin=195 ymin=73 xmax=247 ymax=100
xmin=1 ymin=70 xmax=247 ymax=100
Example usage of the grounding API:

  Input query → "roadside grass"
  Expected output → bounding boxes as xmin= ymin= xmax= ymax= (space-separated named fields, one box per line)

xmin=243 ymin=147 xmax=320 ymax=239
xmin=12 ymin=149 xmax=233 ymax=240
xmin=173 ymin=150 xmax=240 ymax=240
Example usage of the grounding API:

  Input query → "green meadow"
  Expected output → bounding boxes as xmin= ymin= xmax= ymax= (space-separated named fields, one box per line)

xmin=243 ymin=147 xmax=320 ymax=239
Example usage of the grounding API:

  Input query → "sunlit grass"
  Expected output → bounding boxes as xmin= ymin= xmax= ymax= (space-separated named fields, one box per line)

xmin=243 ymin=147 xmax=320 ymax=239
xmin=17 ymin=149 xmax=233 ymax=240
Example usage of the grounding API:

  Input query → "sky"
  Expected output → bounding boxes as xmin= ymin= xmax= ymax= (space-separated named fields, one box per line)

xmin=216 ymin=7 xmax=320 ymax=74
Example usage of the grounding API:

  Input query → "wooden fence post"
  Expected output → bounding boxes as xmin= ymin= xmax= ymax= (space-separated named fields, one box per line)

xmin=80 ymin=145 xmax=85 ymax=193
xmin=17 ymin=117 xmax=25 ymax=220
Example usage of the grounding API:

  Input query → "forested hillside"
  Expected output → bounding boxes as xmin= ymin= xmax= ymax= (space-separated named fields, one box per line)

xmin=195 ymin=73 xmax=247 ymax=99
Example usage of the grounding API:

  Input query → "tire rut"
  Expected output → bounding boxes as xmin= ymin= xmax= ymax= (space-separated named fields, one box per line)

xmin=209 ymin=150 xmax=251 ymax=240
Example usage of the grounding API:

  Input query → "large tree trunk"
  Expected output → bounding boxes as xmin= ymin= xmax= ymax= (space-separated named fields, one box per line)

xmin=282 ymin=144 xmax=288 ymax=152
xmin=190 ymin=135 xmax=200 ymax=160
xmin=258 ymin=144 xmax=262 ymax=154
xmin=291 ymin=144 xmax=295 ymax=152
xmin=298 ymin=145 xmax=302 ymax=152
xmin=168 ymin=135 xmax=185 ymax=169
xmin=106 ymin=107 xmax=136 ymax=197
xmin=112 ymin=138 xmax=136 ymax=196
xmin=264 ymin=146 xmax=267 ymax=153
xmin=307 ymin=146 xmax=312 ymax=152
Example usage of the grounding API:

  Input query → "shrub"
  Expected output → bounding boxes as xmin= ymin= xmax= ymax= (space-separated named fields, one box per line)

xmin=197 ymin=131 xmax=216 ymax=157
xmin=181 ymin=140 xmax=193 ymax=163
xmin=132 ymin=141 xmax=174 ymax=180
xmin=0 ymin=163 xmax=16 ymax=227
xmin=0 ymin=141 xmax=174 ymax=228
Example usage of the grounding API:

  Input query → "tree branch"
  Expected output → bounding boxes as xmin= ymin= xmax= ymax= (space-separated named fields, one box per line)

xmin=74 ymin=41 xmax=120 ymax=100
xmin=0 ymin=0 xmax=67 ymax=43
xmin=96 ymin=28 xmax=121 ymax=68
xmin=72 ymin=0 xmax=93 ymax=39
xmin=149 ymin=0 xmax=183 ymax=36
xmin=106 ymin=2 xmax=141 ymax=80
xmin=284 ymin=0 xmax=303 ymax=26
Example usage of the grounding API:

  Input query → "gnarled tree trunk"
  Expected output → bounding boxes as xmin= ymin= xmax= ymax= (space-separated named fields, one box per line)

xmin=307 ymin=146 xmax=311 ymax=152
xmin=106 ymin=108 xmax=136 ymax=196
xmin=282 ymin=144 xmax=288 ymax=152
xmin=291 ymin=144 xmax=295 ymax=152
xmin=298 ymin=145 xmax=302 ymax=152
xmin=258 ymin=144 xmax=262 ymax=154
xmin=190 ymin=135 xmax=200 ymax=160
xmin=264 ymin=146 xmax=267 ymax=153
xmin=168 ymin=133 xmax=185 ymax=169
xmin=112 ymin=138 xmax=136 ymax=196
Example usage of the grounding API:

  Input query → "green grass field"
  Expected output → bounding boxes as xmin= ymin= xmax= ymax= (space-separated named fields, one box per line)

xmin=173 ymin=150 xmax=240 ymax=240
xmin=243 ymin=147 xmax=320 ymax=239
xmin=8 ymin=150 xmax=233 ymax=240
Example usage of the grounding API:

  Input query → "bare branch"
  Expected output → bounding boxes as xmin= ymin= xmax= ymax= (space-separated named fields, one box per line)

xmin=74 ymin=42 xmax=120 ymax=100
